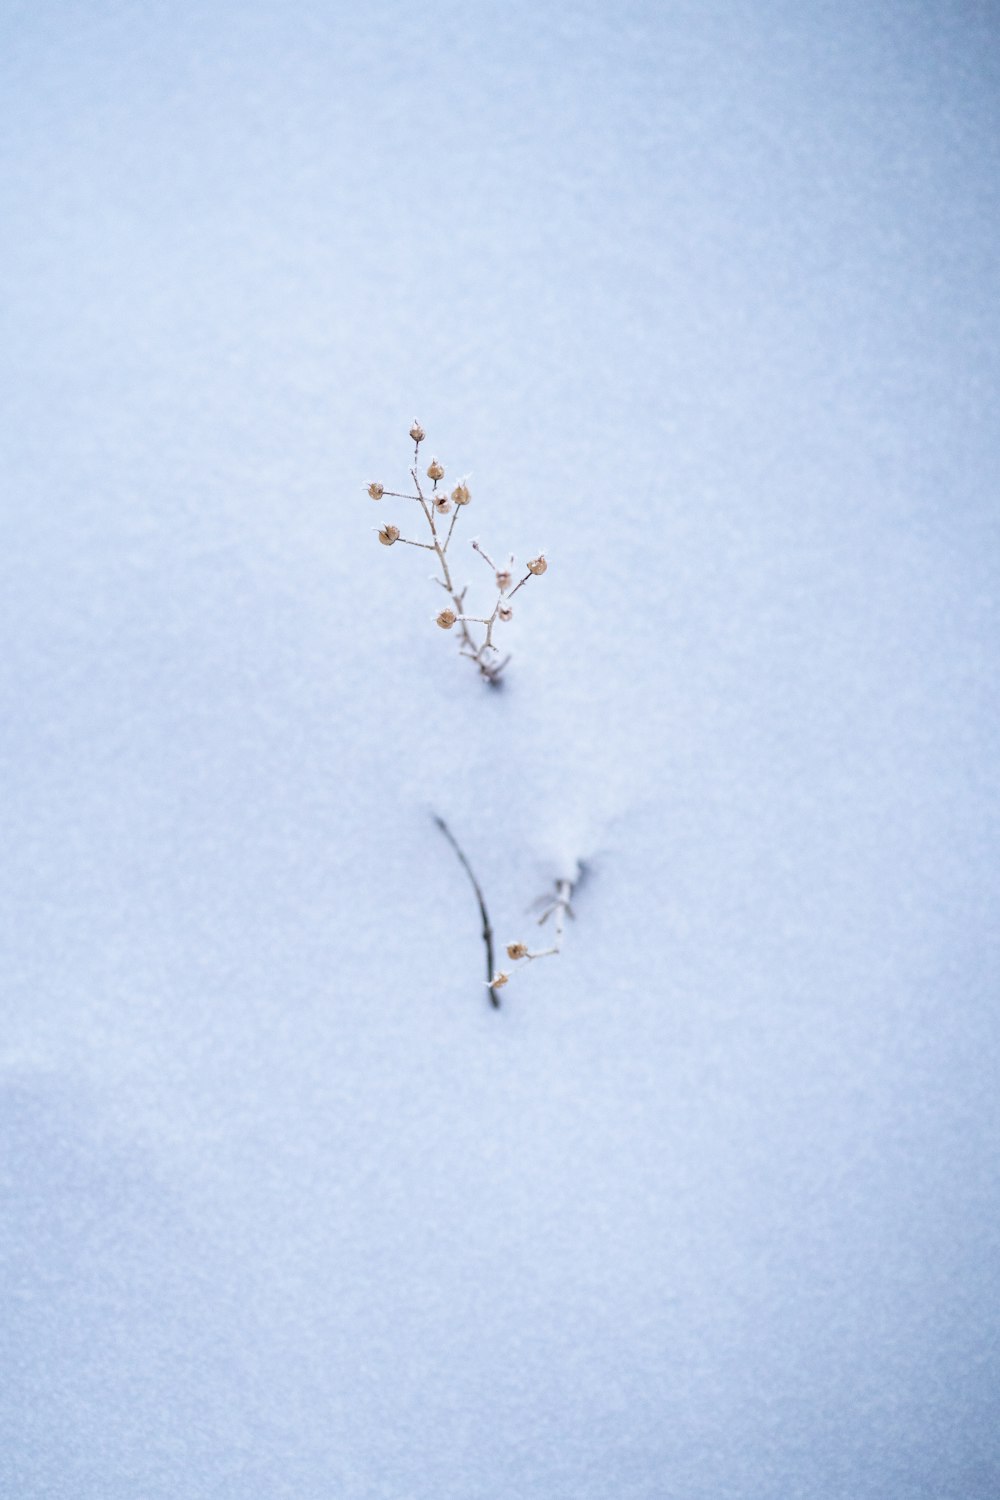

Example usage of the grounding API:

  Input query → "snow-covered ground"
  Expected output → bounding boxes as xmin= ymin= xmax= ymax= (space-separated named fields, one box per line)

xmin=2 ymin=2 xmax=999 ymax=1495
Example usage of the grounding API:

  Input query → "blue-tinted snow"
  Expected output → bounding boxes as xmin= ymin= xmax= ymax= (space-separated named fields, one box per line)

xmin=1 ymin=1 xmax=999 ymax=1495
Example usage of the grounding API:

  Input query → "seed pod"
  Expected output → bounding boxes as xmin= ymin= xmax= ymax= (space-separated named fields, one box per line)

xmin=527 ymin=554 xmax=547 ymax=576
xmin=409 ymin=421 xmax=425 ymax=444
xmin=427 ymin=458 xmax=444 ymax=482
xmin=491 ymin=971 xmax=510 ymax=988
xmin=367 ymin=481 xmax=384 ymax=500
xmin=451 ymin=482 xmax=471 ymax=506
xmin=498 ymin=603 xmax=513 ymax=623
xmin=434 ymin=495 xmax=451 ymax=514
xmin=506 ymin=941 xmax=528 ymax=960
xmin=495 ymin=569 xmax=512 ymax=591
xmin=378 ymin=523 xmax=400 ymax=546
xmin=436 ymin=609 xmax=457 ymax=630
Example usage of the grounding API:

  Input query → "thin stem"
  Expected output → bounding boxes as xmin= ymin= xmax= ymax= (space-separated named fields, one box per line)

xmin=434 ymin=815 xmax=501 ymax=1009
xmin=503 ymin=570 xmax=536 ymax=600
xmin=501 ymin=877 xmax=575 ymax=982
xmin=376 ymin=434 xmax=538 ymax=685
xmin=408 ymin=467 xmax=493 ymax=672
xmin=443 ymin=505 xmax=462 ymax=552
xmin=482 ymin=597 xmax=501 ymax=651
xmin=529 ymin=878 xmax=572 ymax=956
xmin=410 ymin=466 xmax=433 ymax=531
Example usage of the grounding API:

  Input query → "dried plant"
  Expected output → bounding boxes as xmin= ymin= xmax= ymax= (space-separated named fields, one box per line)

xmin=368 ymin=421 xmax=547 ymax=685
xmin=490 ymin=875 xmax=577 ymax=992
xmin=434 ymin=815 xmax=581 ymax=1008
xmin=433 ymin=815 xmax=503 ymax=1008
xmin=369 ymin=423 xmax=576 ymax=1012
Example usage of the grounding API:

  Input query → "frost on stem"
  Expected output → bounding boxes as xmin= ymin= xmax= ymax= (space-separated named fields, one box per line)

xmin=490 ymin=873 xmax=578 ymax=990
xmin=433 ymin=814 xmax=584 ymax=1007
xmin=366 ymin=421 xmax=548 ymax=685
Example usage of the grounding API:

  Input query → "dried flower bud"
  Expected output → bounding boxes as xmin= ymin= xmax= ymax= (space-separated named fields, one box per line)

xmin=451 ymin=482 xmax=471 ymax=506
xmin=506 ymin=941 xmax=528 ymax=961
xmin=498 ymin=603 xmax=513 ymax=623
xmin=495 ymin=569 xmax=512 ymax=592
xmin=426 ymin=458 xmax=444 ymax=482
xmin=527 ymin=554 xmax=547 ymax=576
xmin=378 ymin=523 xmax=400 ymax=546
xmin=367 ymin=481 xmax=384 ymax=500
xmin=434 ymin=495 xmax=451 ymax=514
xmin=436 ymin=609 xmax=457 ymax=630
xmin=491 ymin=971 xmax=510 ymax=988
xmin=409 ymin=421 xmax=425 ymax=444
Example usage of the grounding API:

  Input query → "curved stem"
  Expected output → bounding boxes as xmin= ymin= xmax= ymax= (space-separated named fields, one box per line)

xmin=433 ymin=815 xmax=501 ymax=1009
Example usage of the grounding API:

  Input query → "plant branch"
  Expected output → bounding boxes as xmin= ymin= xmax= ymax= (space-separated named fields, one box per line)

xmin=507 ymin=569 xmax=534 ymax=599
xmin=433 ymin=815 xmax=501 ymax=1009
xmin=493 ymin=874 xmax=577 ymax=988
xmin=368 ymin=425 xmax=546 ymax=685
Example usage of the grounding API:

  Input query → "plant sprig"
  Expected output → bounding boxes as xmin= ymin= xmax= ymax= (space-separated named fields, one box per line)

xmin=368 ymin=421 xmax=547 ymax=685
xmin=489 ymin=876 xmax=576 ymax=991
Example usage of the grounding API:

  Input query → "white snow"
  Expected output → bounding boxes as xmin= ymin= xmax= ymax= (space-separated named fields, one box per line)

xmin=2 ymin=1 xmax=999 ymax=1495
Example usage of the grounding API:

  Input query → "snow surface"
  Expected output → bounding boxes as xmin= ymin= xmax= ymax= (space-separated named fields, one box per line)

xmin=2 ymin=1 xmax=999 ymax=1495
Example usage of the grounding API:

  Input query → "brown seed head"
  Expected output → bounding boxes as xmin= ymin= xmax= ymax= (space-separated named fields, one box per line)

xmin=378 ymin=523 xmax=400 ymax=546
xmin=491 ymin=971 xmax=510 ymax=988
xmin=427 ymin=458 xmax=445 ymax=482
xmin=433 ymin=495 xmax=451 ymax=514
xmin=506 ymin=941 xmax=528 ymax=961
xmin=451 ymin=482 xmax=471 ymax=506
xmin=495 ymin=569 xmax=512 ymax=592
xmin=498 ymin=603 xmax=513 ymax=623
xmin=436 ymin=609 xmax=457 ymax=630
xmin=527 ymin=554 xmax=548 ymax=576
xmin=367 ymin=481 xmax=384 ymax=500
xmin=409 ymin=421 xmax=425 ymax=444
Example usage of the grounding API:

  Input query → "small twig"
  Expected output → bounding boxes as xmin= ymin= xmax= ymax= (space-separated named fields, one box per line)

xmin=367 ymin=424 xmax=545 ymax=684
xmin=434 ymin=815 xmax=501 ymax=1009
xmin=443 ymin=505 xmax=462 ymax=552
xmin=492 ymin=873 xmax=578 ymax=989
xmin=507 ymin=569 xmax=534 ymax=600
